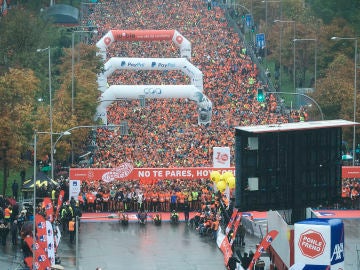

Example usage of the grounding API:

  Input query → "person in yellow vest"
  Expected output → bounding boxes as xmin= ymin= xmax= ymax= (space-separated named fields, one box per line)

xmin=68 ymin=218 xmax=76 ymax=244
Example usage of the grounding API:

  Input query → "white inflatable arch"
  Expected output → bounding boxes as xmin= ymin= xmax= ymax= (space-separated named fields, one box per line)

xmin=96 ymin=30 xmax=191 ymax=61
xmin=96 ymin=85 xmax=212 ymax=126
xmin=98 ymin=57 xmax=203 ymax=92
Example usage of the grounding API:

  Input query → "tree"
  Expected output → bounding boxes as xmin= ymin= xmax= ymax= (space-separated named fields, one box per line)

xmin=311 ymin=54 xmax=356 ymax=140
xmin=0 ymin=68 xmax=39 ymax=194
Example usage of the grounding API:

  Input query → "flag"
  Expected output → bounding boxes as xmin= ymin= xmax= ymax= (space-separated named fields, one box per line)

xmin=42 ymin=197 xmax=54 ymax=222
xmin=55 ymin=190 xmax=64 ymax=220
xmin=46 ymin=221 xmax=55 ymax=265
xmin=24 ymin=237 xmax=51 ymax=270
xmin=248 ymin=230 xmax=279 ymax=270
xmin=35 ymin=214 xmax=47 ymax=250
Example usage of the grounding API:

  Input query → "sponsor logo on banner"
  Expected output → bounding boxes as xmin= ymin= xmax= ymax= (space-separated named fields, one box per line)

xmin=213 ymin=147 xmax=230 ymax=168
xmin=298 ymin=229 xmax=326 ymax=259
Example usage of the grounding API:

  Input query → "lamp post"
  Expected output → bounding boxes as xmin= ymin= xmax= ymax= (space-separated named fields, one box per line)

xmin=72 ymin=30 xmax=97 ymax=113
xmin=293 ymin=38 xmax=317 ymax=91
xmin=36 ymin=46 xmax=54 ymax=180
xmin=331 ymin=36 xmax=358 ymax=166
xmin=274 ymin=20 xmax=295 ymax=91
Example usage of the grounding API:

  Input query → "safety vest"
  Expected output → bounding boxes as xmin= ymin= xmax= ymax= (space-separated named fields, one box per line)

xmin=68 ymin=220 xmax=75 ymax=232
xmin=4 ymin=208 xmax=11 ymax=219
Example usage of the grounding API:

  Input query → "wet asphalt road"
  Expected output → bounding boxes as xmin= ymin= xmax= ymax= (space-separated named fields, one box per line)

xmin=58 ymin=221 xmax=226 ymax=270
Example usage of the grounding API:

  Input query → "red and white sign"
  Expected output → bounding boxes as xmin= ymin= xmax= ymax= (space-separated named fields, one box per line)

xmin=298 ymin=229 xmax=326 ymax=259
xmin=70 ymin=165 xmax=235 ymax=182
xmin=213 ymin=147 xmax=230 ymax=168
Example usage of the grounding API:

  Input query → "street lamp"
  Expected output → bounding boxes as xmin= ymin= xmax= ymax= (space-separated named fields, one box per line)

xmin=274 ymin=19 xmax=295 ymax=91
xmin=36 ymin=46 xmax=54 ymax=180
xmin=72 ymin=30 xmax=97 ymax=113
xmin=293 ymin=38 xmax=317 ymax=91
xmin=331 ymin=36 xmax=358 ymax=166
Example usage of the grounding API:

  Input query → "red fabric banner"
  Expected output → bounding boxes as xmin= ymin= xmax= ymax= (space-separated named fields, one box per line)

xmin=55 ymin=190 xmax=64 ymax=220
xmin=70 ymin=165 xmax=235 ymax=181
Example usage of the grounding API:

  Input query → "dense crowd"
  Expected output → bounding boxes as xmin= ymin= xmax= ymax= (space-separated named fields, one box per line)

xmin=76 ymin=0 xmax=306 ymax=169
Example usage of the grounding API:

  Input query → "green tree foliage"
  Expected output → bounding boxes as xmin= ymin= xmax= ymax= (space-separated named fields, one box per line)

xmin=0 ymin=8 xmax=57 ymax=71
xmin=306 ymin=0 xmax=360 ymax=27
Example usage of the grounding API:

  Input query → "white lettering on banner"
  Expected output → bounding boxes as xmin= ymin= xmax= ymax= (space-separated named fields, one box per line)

xmin=165 ymin=169 xmax=192 ymax=177
xmin=138 ymin=171 xmax=151 ymax=177
xmin=331 ymin=243 xmax=344 ymax=261
xmin=196 ymin=169 xmax=210 ymax=177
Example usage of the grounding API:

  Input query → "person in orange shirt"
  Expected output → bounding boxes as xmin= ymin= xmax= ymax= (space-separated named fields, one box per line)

xmin=158 ymin=190 xmax=165 ymax=212
xmin=164 ymin=189 xmax=171 ymax=212
xmin=86 ymin=192 xmax=95 ymax=212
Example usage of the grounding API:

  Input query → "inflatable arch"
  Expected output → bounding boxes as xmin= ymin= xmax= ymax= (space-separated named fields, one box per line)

xmin=98 ymin=57 xmax=203 ymax=92
xmin=96 ymin=30 xmax=191 ymax=61
xmin=96 ymin=85 xmax=212 ymax=126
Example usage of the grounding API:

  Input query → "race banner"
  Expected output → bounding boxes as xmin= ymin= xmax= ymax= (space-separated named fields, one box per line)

xmin=70 ymin=165 xmax=235 ymax=182
xmin=213 ymin=147 xmax=231 ymax=168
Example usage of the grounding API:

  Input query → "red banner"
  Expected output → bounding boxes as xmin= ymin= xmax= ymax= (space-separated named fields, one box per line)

xmin=342 ymin=166 xmax=360 ymax=178
xmin=70 ymin=165 xmax=235 ymax=182
xmin=70 ymin=165 xmax=360 ymax=181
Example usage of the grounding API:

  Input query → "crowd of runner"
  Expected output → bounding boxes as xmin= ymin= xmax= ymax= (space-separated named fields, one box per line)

xmin=77 ymin=0 xmax=306 ymax=169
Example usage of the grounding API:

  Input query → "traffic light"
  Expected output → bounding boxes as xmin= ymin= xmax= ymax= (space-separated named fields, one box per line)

xmin=207 ymin=0 xmax=212 ymax=10
xmin=257 ymin=88 xmax=265 ymax=102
